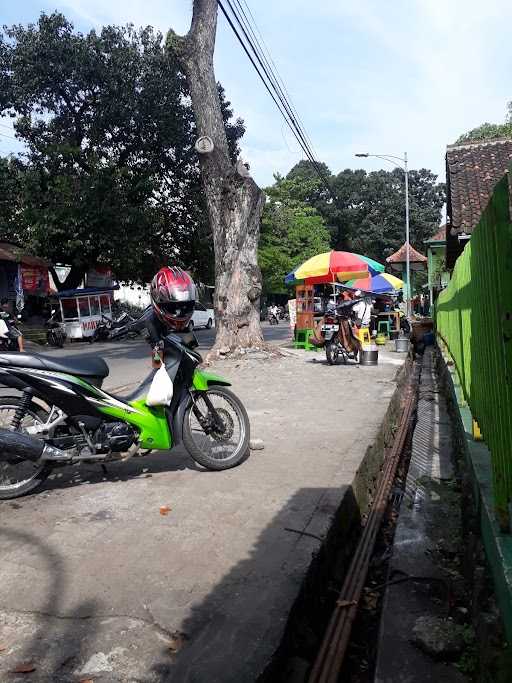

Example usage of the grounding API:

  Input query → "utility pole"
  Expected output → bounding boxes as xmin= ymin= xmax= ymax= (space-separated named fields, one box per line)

xmin=355 ymin=151 xmax=411 ymax=316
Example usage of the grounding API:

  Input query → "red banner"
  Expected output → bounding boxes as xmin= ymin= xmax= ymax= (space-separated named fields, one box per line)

xmin=21 ymin=266 xmax=50 ymax=293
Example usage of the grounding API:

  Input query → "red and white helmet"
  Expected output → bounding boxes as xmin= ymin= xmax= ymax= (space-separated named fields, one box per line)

xmin=150 ymin=267 xmax=196 ymax=331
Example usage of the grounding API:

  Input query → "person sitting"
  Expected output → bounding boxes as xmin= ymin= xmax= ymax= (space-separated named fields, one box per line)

xmin=352 ymin=293 xmax=373 ymax=328
xmin=0 ymin=298 xmax=24 ymax=352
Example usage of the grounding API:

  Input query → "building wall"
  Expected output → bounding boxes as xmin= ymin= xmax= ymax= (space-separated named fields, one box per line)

xmin=115 ymin=283 xmax=151 ymax=309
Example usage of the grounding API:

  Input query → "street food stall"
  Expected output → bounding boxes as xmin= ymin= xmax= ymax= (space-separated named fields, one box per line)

xmin=285 ymin=251 xmax=370 ymax=350
xmin=53 ymin=287 xmax=116 ymax=340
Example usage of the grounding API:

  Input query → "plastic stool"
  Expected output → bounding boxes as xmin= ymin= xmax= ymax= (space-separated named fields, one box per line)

xmin=294 ymin=328 xmax=318 ymax=351
xmin=377 ymin=320 xmax=391 ymax=337
xmin=357 ymin=327 xmax=371 ymax=345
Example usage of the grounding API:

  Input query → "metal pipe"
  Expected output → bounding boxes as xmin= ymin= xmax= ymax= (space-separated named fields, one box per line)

xmin=309 ymin=363 xmax=418 ymax=682
xmin=0 ymin=429 xmax=72 ymax=462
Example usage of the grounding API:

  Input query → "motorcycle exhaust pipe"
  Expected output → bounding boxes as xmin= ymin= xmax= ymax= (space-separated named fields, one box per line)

xmin=0 ymin=429 xmax=70 ymax=462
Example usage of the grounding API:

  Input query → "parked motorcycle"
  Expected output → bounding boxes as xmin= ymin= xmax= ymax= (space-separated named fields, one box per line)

xmin=0 ymin=332 xmax=250 ymax=499
xmin=45 ymin=309 xmax=66 ymax=348
xmin=0 ymin=317 xmax=21 ymax=353
xmin=268 ymin=312 xmax=279 ymax=326
xmin=322 ymin=301 xmax=362 ymax=365
xmin=90 ymin=311 xmax=138 ymax=343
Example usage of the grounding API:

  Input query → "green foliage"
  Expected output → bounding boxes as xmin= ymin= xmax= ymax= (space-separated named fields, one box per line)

xmin=259 ymin=176 xmax=330 ymax=293
xmin=0 ymin=12 xmax=244 ymax=287
xmin=455 ymin=101 xmax=512 ymax=143
xmin=284 ymin=161 xmax=445 ymax=261
xmin=0 ymin=157 xmax=23 ymax=240
xmin=456 ymin=121 xmax=512 ymax=144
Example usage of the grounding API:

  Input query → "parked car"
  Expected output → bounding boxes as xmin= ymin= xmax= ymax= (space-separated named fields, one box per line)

xmin=188 ymin=302 xmax=215 ymax=331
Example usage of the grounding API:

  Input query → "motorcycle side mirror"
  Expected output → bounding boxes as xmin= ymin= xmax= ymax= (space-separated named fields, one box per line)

xmin=17 ymin=314 xmax=22 ymax=320
xmin=51 ymin=309 xmax=56 ymax=315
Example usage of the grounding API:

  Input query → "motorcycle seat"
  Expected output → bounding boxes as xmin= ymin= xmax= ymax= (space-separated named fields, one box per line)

xmin=0 ymin=352 xmax=109 ymax=379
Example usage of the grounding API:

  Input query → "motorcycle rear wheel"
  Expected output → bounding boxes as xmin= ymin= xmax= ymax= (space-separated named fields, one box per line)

xmin=183 ymin=386 xmax=250 ymax=470
xmin=0 ymin=397 xmax=52 ymax=500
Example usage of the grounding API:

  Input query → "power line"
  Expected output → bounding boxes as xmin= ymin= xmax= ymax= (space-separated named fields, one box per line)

xmin=223 ymin=0 xmax=323 ymax=178
xmin=217 ymin=0 xmax=335 ymax=198
xmin=0 ymin=130 xmax=19 ymax=142
xmin=237 ymin=0 xmax=319 ymax=160
xmin=217 ymin=1 xmax=310 ymax=158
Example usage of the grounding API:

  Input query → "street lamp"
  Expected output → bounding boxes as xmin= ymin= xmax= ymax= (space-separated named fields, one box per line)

xmin=355 ymin=151 xmax=410 ymax=317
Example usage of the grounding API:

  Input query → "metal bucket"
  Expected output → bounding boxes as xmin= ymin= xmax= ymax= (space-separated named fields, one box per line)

xmin=360 ymin=346 xmax=378 ymax=366
xmin=395 ymin=337 xmax=409 ymax=353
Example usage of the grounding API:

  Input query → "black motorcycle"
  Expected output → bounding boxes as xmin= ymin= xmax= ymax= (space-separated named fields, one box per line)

xmin=0 ymin=315 xmax=21 ymax=353
xmin=322 ymin=301 xmax=362 ymax=365
xmin=90 ymin=312 xmax=138 ymax=343
xmin=45 ymin=310 xmax=66 ymax=348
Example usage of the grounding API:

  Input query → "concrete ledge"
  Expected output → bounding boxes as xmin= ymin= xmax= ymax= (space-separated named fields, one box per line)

xmin=437 ymin=343 xmax=512 ymax=642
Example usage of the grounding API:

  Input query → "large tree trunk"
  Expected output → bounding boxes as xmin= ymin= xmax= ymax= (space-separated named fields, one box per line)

xmin=167 ymin=0 xmax=264 ymax=356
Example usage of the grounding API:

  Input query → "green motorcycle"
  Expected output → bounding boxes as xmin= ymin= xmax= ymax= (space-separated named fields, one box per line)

xmin=0 ymin=332 xmax=250 ymax=499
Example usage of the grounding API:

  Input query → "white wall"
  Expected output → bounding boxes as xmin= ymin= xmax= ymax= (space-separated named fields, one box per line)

xmin=115 ymin=283 xmax=151 ymax=309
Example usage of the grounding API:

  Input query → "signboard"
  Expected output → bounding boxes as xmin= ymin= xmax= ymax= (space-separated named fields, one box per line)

xmin=86 ymin=266 xmax=112 ymax=288
xmin=288 ymin=298 xmax=296 ymax=329
xmin=21 ymin=266 xmax=50 ymax=293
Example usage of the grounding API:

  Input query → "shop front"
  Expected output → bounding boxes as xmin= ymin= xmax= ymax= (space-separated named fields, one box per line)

xmin=53 ymin=288 xmax=115 ymax=340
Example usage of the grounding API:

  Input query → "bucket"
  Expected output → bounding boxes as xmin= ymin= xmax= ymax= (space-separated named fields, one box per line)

xmin=395 ymin=337 xmax=409 ymax=353
xmin=360 ymin=345 xmax=378 ymax=366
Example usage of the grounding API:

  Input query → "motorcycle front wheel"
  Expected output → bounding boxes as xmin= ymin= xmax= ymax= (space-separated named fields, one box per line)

xmin=183 ymin=386 xmax=250 ymax=470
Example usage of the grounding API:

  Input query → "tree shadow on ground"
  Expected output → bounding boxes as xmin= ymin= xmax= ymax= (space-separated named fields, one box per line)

xmin=147 ymin=485 xmax=362 ymax=683
xmin=0 ymin=527 xmax=101 ymax=682
xmin=0 ymin=485 xmax=362 ymax=682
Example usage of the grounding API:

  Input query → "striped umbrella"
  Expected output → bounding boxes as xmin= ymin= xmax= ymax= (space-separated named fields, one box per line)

xmin=353 ymin=254 xmax=385 ymax=276
xmin=284 ymin=251 xmax=369 ymax=285
xmin=345 ymin=272 xmax=404 ymax=294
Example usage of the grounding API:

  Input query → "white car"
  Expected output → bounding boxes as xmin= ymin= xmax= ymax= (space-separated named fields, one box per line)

xmin=189 ymin=302 xmax=215 ymax=331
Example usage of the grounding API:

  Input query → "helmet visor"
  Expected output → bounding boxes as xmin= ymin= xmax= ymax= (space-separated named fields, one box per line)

xmin=159 ymin=301 xmax=195 ymax=318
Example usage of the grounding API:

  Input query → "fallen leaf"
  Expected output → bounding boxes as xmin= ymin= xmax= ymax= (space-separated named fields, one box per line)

xmin=10 ymin=662 xmax=36 ymax=673
xmin=0 ymin=644 xmax=7 ymax=652
xmin=159 ymin=505 xmax=172 ymax=516
xmin=168 ymin=632 xmax=188 ymax=653
xmin=79 ymin=679 xmax=94 ymax=683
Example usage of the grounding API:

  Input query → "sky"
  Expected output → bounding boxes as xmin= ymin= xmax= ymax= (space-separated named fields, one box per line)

xmin=1 ymin=0 xmax=512 ymax=187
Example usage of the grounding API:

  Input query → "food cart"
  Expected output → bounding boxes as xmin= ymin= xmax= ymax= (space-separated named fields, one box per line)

xmin=53 ymin=287 xmax=116 ymax=340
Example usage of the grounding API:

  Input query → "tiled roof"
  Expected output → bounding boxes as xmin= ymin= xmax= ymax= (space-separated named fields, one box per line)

xmin=386 ymin=242 xmax=427 ymax=264
xmin=446 ymin=138 xmax=512 ymax=236
xmin=0 ymin=241 xmax=48 ymax=267
xmin=424 ymin=225 xmax=447 ymax=244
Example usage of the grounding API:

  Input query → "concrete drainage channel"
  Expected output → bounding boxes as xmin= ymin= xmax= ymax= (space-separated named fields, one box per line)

xmin=258 ymin=356 xmax=419 ymax=682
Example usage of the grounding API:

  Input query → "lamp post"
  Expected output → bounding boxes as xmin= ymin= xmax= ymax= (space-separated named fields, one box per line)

xmin=355 ymin=152 xmax=411 ymax=317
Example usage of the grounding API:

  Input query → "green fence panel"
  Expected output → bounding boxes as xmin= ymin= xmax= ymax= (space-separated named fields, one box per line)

xmin=437 ymin=173 xmax=512 ymax=529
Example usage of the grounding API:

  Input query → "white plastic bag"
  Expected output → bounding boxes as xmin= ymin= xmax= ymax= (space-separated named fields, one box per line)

xmin=146 ymin=365 xmax=174 ymax=406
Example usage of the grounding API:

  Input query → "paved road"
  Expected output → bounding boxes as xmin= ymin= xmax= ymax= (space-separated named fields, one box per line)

xmin=0 ymin=346 xmax=406 ymax=682
xmin=27 ymin=321 xmax=291 ymax=391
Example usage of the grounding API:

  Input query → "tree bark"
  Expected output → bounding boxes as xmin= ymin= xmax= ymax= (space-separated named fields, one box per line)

xmin=167 ymin=0 xmax=264 ymax=355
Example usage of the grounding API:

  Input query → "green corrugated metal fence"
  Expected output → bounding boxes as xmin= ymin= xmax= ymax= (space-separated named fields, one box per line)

xmin=436 ymin=172 xmax=512 ymax=529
